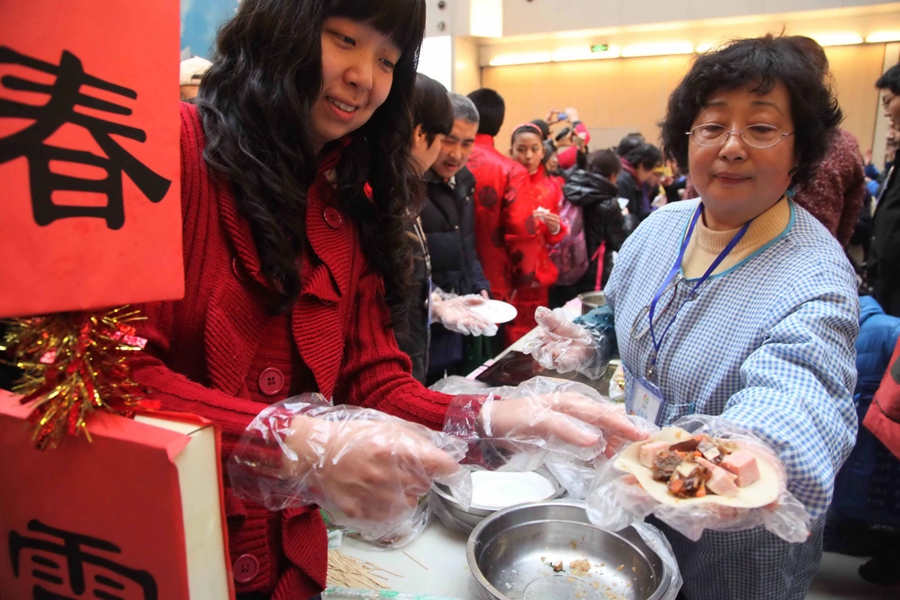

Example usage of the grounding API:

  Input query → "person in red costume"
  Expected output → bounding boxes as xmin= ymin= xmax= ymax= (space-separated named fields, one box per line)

xmin=504 ymin=123 xmax=567 ymax=343
xmin=126 ymin=3 xmax=643 ymax=600
xmin=464 ymin=90 xmax=533 ymax=304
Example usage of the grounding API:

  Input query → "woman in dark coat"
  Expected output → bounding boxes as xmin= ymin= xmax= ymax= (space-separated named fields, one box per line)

xmin=550 ymin=150 xmax=632 ymax=306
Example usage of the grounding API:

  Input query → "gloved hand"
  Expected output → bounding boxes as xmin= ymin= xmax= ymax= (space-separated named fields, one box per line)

xmin=522 ymin=306 xmax=610 ymax=379
xmin=444 ymin=378 xmax=651 ymax=467
xmin=432 ymin=293 xmax=498 ymax=337
xmin=228 ymin=396 xmax=471 ymax=541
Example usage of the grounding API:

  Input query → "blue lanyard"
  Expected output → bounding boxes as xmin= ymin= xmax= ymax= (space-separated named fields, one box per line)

xmin=647 ymin=204 xmax=752 ymax=369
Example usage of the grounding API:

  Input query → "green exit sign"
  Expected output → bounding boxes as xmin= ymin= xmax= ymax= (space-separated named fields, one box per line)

xmin=591 ymin=44 xmax=609 ymax=53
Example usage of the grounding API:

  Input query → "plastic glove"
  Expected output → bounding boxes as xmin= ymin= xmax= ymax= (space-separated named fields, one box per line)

xmin=522 ymin=306 xmax=611 ymax=380
xmin=444 ymin=377 xmax=652 ymax=468
xmin=431 ymin=293 xmax=498 ymax=337
xmin=227 ymin=395 xmax=471 ymax=542
xmin=586 ymin=415 xmax=811 ymax=544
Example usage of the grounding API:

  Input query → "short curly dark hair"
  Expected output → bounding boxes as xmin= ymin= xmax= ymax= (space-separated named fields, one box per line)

xmin=876 ymin=63 xmax=900 ymax=95
xmin=660 ymin=35 xmax=842 ymax=188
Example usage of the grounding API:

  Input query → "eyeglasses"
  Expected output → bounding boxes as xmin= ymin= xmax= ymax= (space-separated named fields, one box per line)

xmin=686 ymin=124 xmax=794 ymax=149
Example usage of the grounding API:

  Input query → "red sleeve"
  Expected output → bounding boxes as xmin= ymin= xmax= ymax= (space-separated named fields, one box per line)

xmin=503 ymin=164 xmax=537 ymax=279
xmin=544 ymin=219 xmax=568 ymax=246
xmin=503 ymin=163 xmax=533 ymax=231
xmin=337 ymin=268 xmax=467 ymax=431
xmin=557 ymin=145 xmax=578 ymax=170
xmin=864 ymin=336 xmax=900 ymax=460
xmin=131 ymin=301 xmax=267 ymax=439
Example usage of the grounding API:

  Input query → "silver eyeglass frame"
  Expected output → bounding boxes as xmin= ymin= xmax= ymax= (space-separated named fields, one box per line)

xmin=685 ymin=125 xmax=794 ymax=149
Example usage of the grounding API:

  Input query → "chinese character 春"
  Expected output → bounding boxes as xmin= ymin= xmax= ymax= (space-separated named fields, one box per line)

xmin=0 ymin=46 xmax=171 ymax=230
xmin=9 ymin=519 xmax=158 ymax=600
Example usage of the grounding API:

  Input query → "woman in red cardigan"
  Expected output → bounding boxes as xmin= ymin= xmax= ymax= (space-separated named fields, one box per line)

xmin=132 ymin=1 xmax=645 ymax=599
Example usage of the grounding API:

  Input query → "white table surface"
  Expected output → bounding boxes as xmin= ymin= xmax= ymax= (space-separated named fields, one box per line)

xmin=336 ymin=519 xmax=472 ymax=599
xmin=326 ymin=301 xmax=588 ymax=599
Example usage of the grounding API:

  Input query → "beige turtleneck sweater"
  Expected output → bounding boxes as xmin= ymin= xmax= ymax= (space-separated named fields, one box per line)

xmin=681 ymin=197 xmax=792 ymax=279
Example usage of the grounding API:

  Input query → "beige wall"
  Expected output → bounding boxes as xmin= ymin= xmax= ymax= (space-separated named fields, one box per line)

xmin=827 ymin=43 xmax=889 ymax=154
xmin=453 ymin=37 xmax=482 ymax=95
xmin=499 ymin=0 xmax=898 ymax=37
xmin=483 ymin=44 xmax=887 ymax=156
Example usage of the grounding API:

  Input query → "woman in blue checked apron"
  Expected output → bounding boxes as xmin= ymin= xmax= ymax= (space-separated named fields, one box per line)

xmin=527 ymin=35 xmax=859 ymax=600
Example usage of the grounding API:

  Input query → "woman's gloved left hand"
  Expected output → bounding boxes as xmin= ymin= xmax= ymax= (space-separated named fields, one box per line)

xmin=444 ymin=378 xmax=652 ymax=464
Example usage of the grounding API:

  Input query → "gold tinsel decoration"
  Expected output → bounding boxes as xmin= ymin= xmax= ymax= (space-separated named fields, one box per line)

xmin=1 ymin=307 xmax=152 ymax=450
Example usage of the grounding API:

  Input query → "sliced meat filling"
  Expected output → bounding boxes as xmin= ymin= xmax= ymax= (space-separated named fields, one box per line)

xmin=651 ymin=450 xmax=682 ymax=482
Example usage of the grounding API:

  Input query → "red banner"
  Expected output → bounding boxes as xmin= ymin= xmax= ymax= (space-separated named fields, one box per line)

xmin=0 ymin=0 xmax=183 ymax=317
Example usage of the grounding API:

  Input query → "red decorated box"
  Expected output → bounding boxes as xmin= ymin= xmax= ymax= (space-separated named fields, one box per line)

xmin=0 ymin=391 xmax=233 ymax=600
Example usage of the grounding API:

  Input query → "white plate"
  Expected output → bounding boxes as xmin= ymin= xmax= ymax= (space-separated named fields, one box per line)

xmin=469 ymin=299 xmax=517 ymax=324
xmin=469 ymin=470 xmax=558 ymax=510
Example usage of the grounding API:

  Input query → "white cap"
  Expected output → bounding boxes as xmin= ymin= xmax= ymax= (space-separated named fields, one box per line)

xmin=180 ymin=57 xmax=212 ymax=86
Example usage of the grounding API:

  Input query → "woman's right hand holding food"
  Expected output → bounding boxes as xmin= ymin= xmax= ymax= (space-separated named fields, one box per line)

xmin=285 ymin=414 xmax=462 ymax=523
xmin=228 ymin=398 xmax=468 ymax=541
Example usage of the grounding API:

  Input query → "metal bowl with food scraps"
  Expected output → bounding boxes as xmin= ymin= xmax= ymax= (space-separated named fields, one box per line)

xmin=468 ymin=500 xmax=674 ymax=600
xmin=431 ymin=467 xmax=564 ymax=531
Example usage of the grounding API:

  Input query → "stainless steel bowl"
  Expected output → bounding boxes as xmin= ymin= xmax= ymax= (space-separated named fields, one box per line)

xmin=578 ymin=291 xmax=607 ymax=315
xmin=432 ymin=467 xmax=564 ymax=531
xmin=467 ymin=500 xmax=672 ymax=600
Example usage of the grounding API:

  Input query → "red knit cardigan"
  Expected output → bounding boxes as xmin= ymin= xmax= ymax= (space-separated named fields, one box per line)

xmin=133 ymin=104 xmax=460 ymax=599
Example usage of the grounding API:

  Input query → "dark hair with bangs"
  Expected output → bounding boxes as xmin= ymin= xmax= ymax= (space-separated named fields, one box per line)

xmin=197 ymin=0 xmax=426 ymax=323
xmin=413 ymin=73 xmax=452 ymax=145
xmin=660 ymin=34 xmax=842 ymax=188
xmin=510 ymin=123 xmax=544 ymax=144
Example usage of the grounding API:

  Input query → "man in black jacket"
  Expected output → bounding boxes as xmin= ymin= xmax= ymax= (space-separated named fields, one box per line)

xmin=616 ymin=141 xmax=663 ymax=223
xmin=422 ymin=93 xmax=492 ymax=383
xmin=870 ymin=63 xmax=900 ymax=316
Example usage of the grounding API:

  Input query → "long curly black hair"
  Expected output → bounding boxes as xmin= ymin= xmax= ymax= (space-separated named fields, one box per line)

xmin=196 ymin=0 xmax=425 ymax=324
xmin=661 ymin=34 xmax=842 ymax=188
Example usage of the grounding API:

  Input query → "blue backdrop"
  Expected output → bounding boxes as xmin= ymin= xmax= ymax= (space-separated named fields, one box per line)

xmin=181 ymin=0 xmax=237 ymax=59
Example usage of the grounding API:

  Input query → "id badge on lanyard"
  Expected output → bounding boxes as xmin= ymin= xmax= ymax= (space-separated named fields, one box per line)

xmin=628 ymin=376 xmax=665 ymax=425
xmin=625 ymin=203 xmax=751 ymax=426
